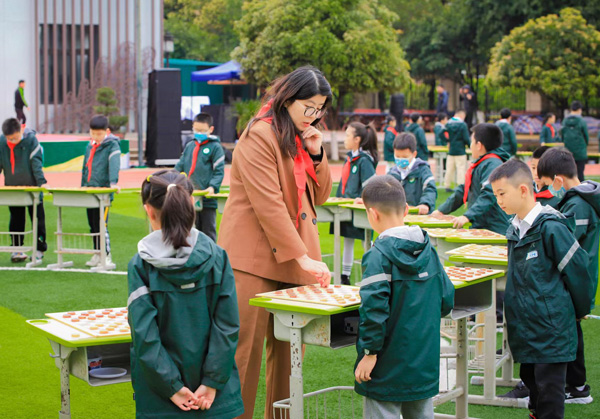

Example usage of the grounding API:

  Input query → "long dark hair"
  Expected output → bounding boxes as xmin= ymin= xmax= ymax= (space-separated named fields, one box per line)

xmin=542 ymin=113 xmax=555 ymax=126
xmin=251 ymin=66 xmax=332 ymax=158
xmin=141 ymin=170 xmax=195 ymax=249
xmin=349 ymin=122 xmax=379 ymax=165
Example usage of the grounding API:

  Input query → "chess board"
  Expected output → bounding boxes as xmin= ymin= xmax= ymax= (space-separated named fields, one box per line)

xmin=46 ymin=308 xmax=130 ymax=338
xmin=323 ymin=197 xmax=355 ymax=205
xmin=424 ymin=228 xmax=504 ymax=240
xmin=446 ymin=244 xmax=508 ymax=260
xmin=445 ymin=266 xmax=500 ymax=284
xmin=257 ymin=284 xmax=361 ymax=307
xmin=405 ymin=214 xmax=454 ymax=224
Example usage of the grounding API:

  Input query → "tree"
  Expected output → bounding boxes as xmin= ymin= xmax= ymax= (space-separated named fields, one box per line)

xmin=94 ymin=87 xmax=129 ymax=132
xmin=232 ymin=0 xmax=411 ymax=127
xmin=487 ymin=8 xmax=600 ymax=113
xmin=164 ymin=0 xmax=242 ymax=62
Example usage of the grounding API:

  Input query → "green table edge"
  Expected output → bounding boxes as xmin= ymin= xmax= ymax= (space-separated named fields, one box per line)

xmin=445 ymin=236 xmax=507 ymax=244
xmin=0 ymin=187 xmax=46 ymax=192
xmin=47 ymin=188 xmax=118 ymax=194
xmin=249 ymin=297 xmax=359 ymax=315
xmin=452 ymin=271 xmax=505 ymax=289
xmin=448 ymin=254 xmax=508 ymax=266
xmin=26 ymin=320 xmax=131 ymax=348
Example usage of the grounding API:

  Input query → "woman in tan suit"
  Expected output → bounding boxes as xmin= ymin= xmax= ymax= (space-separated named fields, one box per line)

xmin=218 ymin=66 xmax=333 ymax=419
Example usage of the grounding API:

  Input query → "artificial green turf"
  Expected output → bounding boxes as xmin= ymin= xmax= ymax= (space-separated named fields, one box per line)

xmin=1 ymin=183 xmax=600 ymax=418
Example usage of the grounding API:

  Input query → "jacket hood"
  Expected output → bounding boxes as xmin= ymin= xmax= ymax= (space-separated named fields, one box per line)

xmin=446 ymin=119 xmax=465 ymax=132
xmin=97 ymin=134 xmax=120 ymax=150
xmin=507 ymin=205 xmax=574 ymax=241
xmin=195 ymin=134 xmax=220 ymax=143
xmin=347 ymin=150 xmax=375 ymax=163
xmin=563 ymin=114 xmax=582 ymax=128
xmin=137 ymin=228 xmax=217 ymax=284
xmin=481 ymin=147 xmax=511 ymax=163
xmin=561 ymin=181 xmax=600 ymax=217
xmin=374 ymin=225 xmax=431 ymax=274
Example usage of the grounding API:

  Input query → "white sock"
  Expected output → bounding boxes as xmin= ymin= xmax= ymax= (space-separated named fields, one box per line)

xmin=343 ymin=238 xmax=355 ymax=276
xmin=576 ymin=385 xmax=586 ymax=391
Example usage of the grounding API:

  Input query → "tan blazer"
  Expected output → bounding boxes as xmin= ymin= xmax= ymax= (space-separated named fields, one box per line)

xmin=218 ymin=120 xmax=332 ymax=285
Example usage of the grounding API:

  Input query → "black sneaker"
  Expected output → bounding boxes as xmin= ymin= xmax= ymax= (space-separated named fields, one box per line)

xmin=341 ymin=274 xmax=350 ymax=285
xmin=565 ymin=384 xmax=593 ymax=404
xmin=499 ymin=381 xmax=530 ymax=399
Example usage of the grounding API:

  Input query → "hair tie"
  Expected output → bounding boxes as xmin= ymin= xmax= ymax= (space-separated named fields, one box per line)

xmin=180 ymin=172 xmax=188 ymax=177
xmin=146 ymin=175 xmax=152 ymax=182
xmin=167 ymin=184 xmax=177 ymax=191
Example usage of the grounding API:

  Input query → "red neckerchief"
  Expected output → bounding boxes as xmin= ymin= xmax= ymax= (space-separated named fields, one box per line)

xmin=341 ymin=154 xmax=361 ymax=195
xmin=188 ymin=139 xmax=210 ymax=177
xmin=535 ymin=189 xmax=554 ymax=199
xmin=385 ymin=126 xmax=398 ymax=136
xmin=6 ymin=141 xmax=16 ymax=174
xmin=87 ymin=142 xmax=100 ymax=182
xmin=546 ymin=123 xmax=555 ymax=138
xmin=256 ymin=99 xmax=319 ymax=227
xmin=463 ymin=153 xmax=501 ymax=204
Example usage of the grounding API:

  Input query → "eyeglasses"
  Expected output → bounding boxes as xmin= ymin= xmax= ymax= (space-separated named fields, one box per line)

xmin=298 ymin=101 xmax=327 ymax=118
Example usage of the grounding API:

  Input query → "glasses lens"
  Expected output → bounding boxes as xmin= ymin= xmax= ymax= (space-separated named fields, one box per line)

xmin=304 ymin=106 xmax=316 ymax=117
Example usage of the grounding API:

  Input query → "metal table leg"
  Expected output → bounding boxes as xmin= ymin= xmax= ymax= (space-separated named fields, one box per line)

xmin=49 ymin=341 xmax=76 ymax=419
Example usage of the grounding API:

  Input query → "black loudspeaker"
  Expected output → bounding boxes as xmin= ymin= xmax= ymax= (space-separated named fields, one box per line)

xmin=146 ymin=69 xmax=182 ymax=166
xmin=390 ymin=93 xmax=405 ymax=132
xmin=201 ymin=104 xmax=238 ymax=143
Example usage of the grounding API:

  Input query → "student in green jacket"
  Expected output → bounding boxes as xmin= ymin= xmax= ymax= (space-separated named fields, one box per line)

xmin=489 ymin=159 xmax=593 ymax=419
xmin=128 ymin=170 xmax=243 ymax=419
xmin=0 ymin=118 xmax=47 ymax=263
xmin=354 ymin=175 xmax=454 ymax=419
xmin=434 ymin=112 xmax=449 ymax=146
xmin=388 ymin=133 xmax=437 ymax=214
xmin=537 ymin=147 xmax=600 ymax=404
xmin=539 ymin=113 xmax=559 ymax=145
xmin=175 ymin=113 xmax=225 ymax=242
xmin=81 ymin=115 xmax=121 ymax=268
xmin=432 ymin=123 xmax=511 ymax=234
xmin=405 ymin=113 xmax=429 ymax=161
xmin=496 ymin=108 xmax=518 ymax=156
xmin=334 ymin=121 xmax=378 ymax=285
xmin=382 ymin=115 xmax=398 ymax=173
xmin=560 ymin=101 xmax=589 ymax=181
xmin=528 ymin=146 xmax=561 ymax=208
xmin=443 ymin=110 xmax=471 ymax=192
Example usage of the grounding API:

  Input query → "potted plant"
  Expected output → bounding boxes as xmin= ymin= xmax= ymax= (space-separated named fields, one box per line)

xmin=94 ymin=87 xmax=129 ymax=136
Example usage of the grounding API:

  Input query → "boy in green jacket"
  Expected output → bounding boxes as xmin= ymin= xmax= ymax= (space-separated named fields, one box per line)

xmin=434 ymin=112 xmax=449 ymax=146
xmin=432 ymin=123 xmax=511 ymax=234
xmin=382 ymin=115 xmax=398 ymax=172
xmin=443 ymin=110 xmax=470 ymax=191
xmin=496 ymin=108 xmax=517 ymax=157
xmin=537 ymin=147 xmax=600 ymax=404
xmin=355 ymin=175 xmax=454 ymax=419
xmin=175 ymin=113 xmax=225 ymax=242
xmin=530 ymin=146 xmax=561 ymax=208
xmin=405 ymin=113 xmax=429 ymax=162
xmin=388 ymin=133 xmax=437 ymax=214
xmin=0 ymin=118 xmax=47 ymax=263
xmin=128 ymin=170 xmax=243 ymax=418
xmin=81 ymin=115 xmax=121 ymax=268
xmin=490 ymin=159 xmax=593 ymax=419
xmin=560 ymin=101 xmax=589 ymax=181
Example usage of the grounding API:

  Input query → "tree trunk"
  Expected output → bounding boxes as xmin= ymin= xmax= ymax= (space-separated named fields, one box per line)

xmin=428 ymin=79 xmax=436 ymax=110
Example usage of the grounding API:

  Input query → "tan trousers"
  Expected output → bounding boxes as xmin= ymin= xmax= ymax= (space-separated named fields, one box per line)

xmin=444 ymin=154 xmax=468 ymax=189
xmin=234 ymin=269 xmax=302 ymax=419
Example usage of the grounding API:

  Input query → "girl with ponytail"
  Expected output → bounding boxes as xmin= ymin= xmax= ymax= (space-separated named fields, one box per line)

xmin=127 ymin=169 xmax=243 ymax=418
xmin=333 ymin=121 xmax=378 ymax=284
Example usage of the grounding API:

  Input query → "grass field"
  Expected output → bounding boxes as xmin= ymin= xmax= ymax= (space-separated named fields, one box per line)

xmin=1 ymin=187 xmax=599 ymax=418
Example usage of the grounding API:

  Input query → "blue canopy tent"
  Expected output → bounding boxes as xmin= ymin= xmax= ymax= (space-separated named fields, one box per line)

xmin=190 ymin=60 xmax=242 ymax=82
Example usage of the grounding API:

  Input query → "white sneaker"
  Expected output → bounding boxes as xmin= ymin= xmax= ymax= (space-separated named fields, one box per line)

xmin=86 ymin=254 xmax=101 ymax=267
xmin=11 ymin=252 xmax=28 ymax=263
xmin=30 ymin=251 xmax=44 ymax=262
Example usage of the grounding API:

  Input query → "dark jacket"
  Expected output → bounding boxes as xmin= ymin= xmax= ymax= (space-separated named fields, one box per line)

xmin=505 ymin=206 xmax=593 ymax=364
xmin=382 ymin=126 xmax=398 ymax=163
xmin=433 ymin=122 xmax=448 ymax=146
xmin=560 ymin=115 xmax=589 ymax=161
xmin=558 ymin=181 xmax=600 ymax=307
xmin=128 ymin=229 xmax=244 ymax=418
xmin=0 ymin=129 xmax=46 ymax=186
xmin=81 ymin=135 xmax=120 ymax=187
xmin=437 ymin=91 xmax=448 ymax=114
xmin=405 ymin=123 xmax=429 ymax=161
xmin=355 ymin=226 xmax=454 ymax=402
xmin=534 ymin=185 xmax=561 ymax=208
xmin=445 ymin=118 xmax=470 ymax=156
xmin=174 ymin=135 xmax=225 ymax=210
xmin=14 ymin=87 xmax=27 ymax=109
xmin=388 ymin=158 xmax=437 ymax=212
xmin=438 ymin=147 xmax=511 ymax=234
xmin=496 ymin=120 xmax=517 ymax=156
xmin=539 ymin=124 xmax=559 ymax=144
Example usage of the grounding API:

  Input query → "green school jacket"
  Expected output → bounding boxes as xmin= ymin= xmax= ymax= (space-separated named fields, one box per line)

xmin=535 ymin=185 xmax=561 ymax=208
xmin=175 ymin=136 xmax=225 ymax=210
xmin=81 ymin=135 xmax=120 ymax=187
xmin=382 ymin=125 xmax=397 ymax=162
xmin=405 ymin=123 xmax=429 ymax=161
xmin=445 ymin=118 xmax=470 ymax=156
xmin=127 ymin=229 xmax=244 ymax=419
xmin=433 ymin=122 xmax=447 ymax=146
xmin=388 ymin=159 xmax=437 ymax=212
xmin=496 ymin=120 xmax=517 ymax=156
xmin=505 ymin=207 xmax=593 ymax=364
xmin=355 ymin=226 xmax=454 ymax=402
xmin=0 ymin=129 xmax=46 ymax=186
xmin=560 ymin=115 xmax=589 ymax=161
xmin=334 ymin=151 xmax=376 ymax=239
xmin=539 ymin=124 xmax=559 ymax=144
xmin=438 ymin=148 xmax=511 ymax=234
xmin=558 ymin=181 xmax=600 ymax=306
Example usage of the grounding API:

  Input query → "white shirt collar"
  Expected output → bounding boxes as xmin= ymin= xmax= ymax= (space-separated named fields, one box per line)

xmin=351 ymin=148 xmax=361 ymax=157
xmin=512 ymin=202 xmax=542 ymax=239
